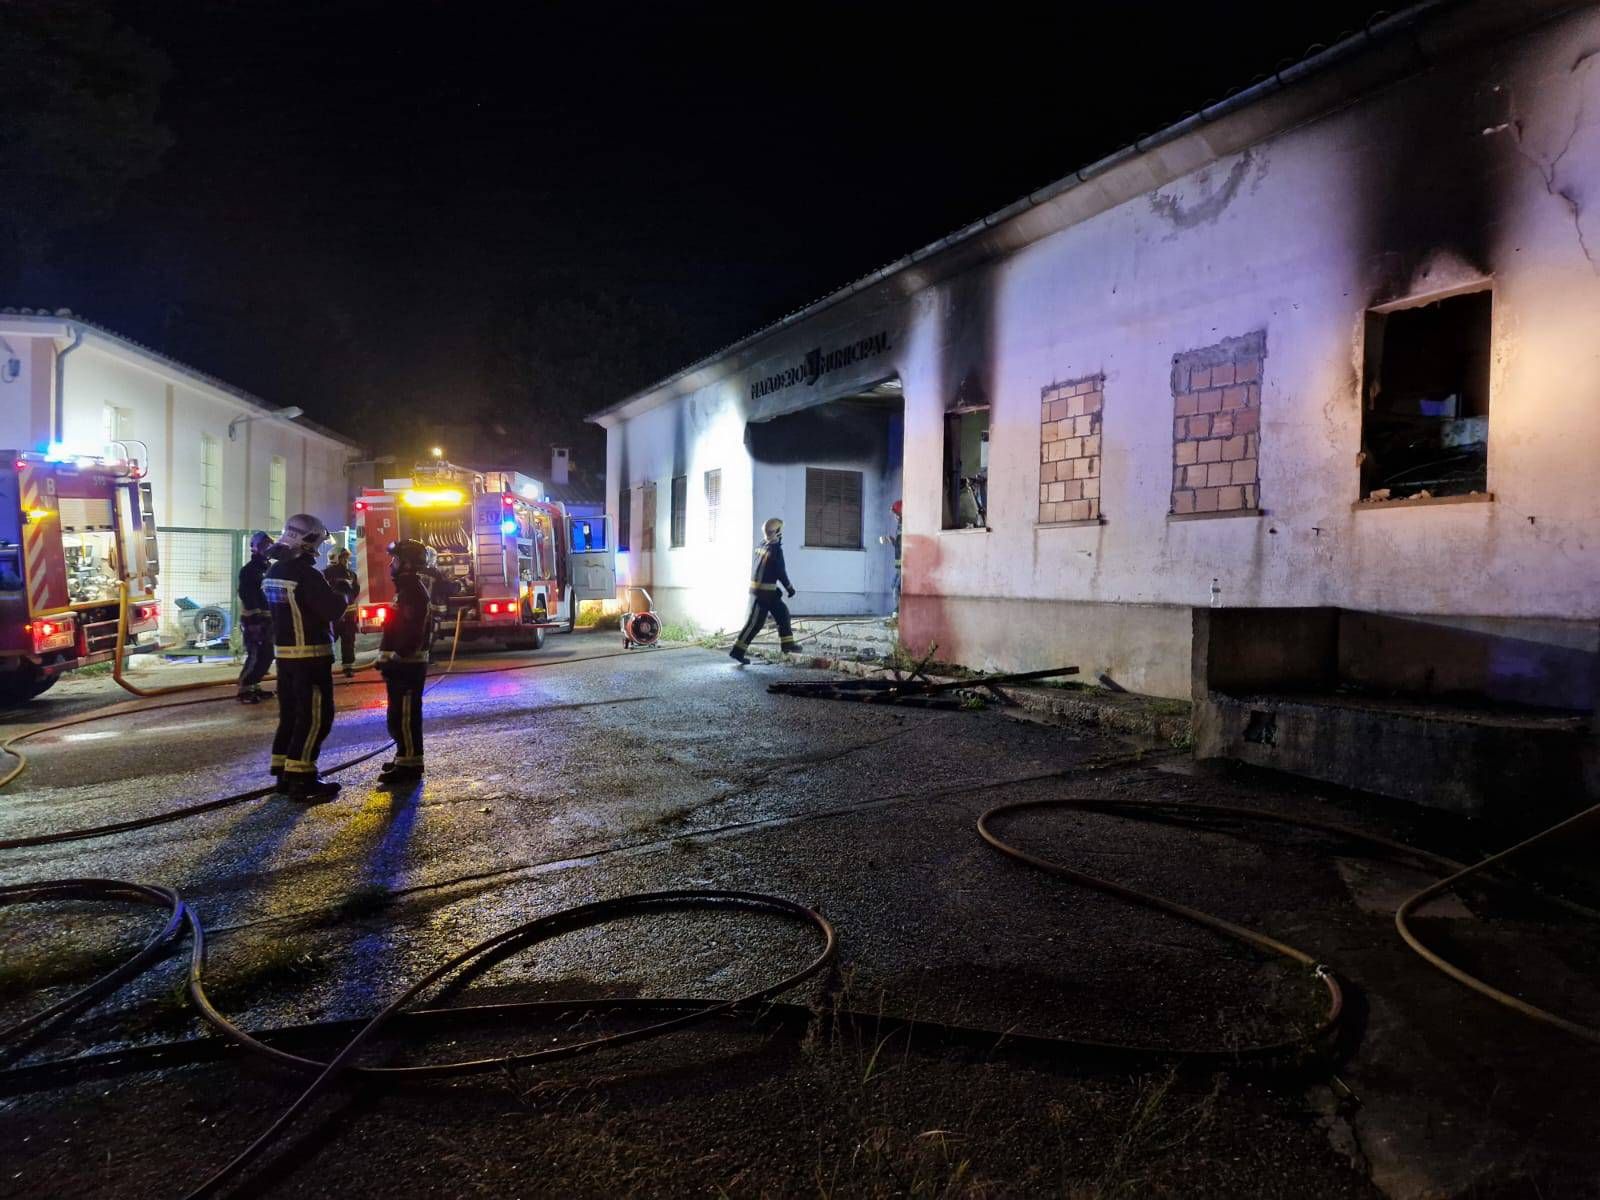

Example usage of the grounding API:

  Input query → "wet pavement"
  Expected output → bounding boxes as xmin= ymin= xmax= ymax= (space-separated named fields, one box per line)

xmin=1 ymin=633 xmax=1598 ymax=1198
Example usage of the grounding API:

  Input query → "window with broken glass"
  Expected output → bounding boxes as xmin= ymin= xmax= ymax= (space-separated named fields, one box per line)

xmin=640 ymin=483 xmax=656 ymax=551
xmin=1360 ymin=290 xmax=1492 ymax=503
xmin=617 ymin=488 xmax=631 ymax=551
xmin=942 ymin=406 xmax=989 ymax=529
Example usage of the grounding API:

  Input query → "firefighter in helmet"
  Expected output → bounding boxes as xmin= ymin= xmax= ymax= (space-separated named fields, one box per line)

xmin=730 ymin=517 xmax=800 ymax=665
xmin=236 ymin=530 xmax=275 ymax=703
xmin=323 ymin=546 xmax=361 ymax=677
xmin=377 ymin=538 xmax=431 ymax=786
xmin=263 ymin=513 xmax=347 ymax=801
xmin=421 ymin=545 xmax=452 ymax=644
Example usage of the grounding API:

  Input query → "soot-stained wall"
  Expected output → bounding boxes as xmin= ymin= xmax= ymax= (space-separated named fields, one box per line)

xmin=602 ymin=4 xmax=1600 ymax=698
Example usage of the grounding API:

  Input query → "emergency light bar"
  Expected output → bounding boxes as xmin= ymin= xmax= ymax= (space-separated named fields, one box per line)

xmin=401 ymin=488 xmax=466 ymax=508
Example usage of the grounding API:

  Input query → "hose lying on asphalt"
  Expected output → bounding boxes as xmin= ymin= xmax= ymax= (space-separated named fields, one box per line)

xmin=2 ymin=796 xmax=1597 ymax=1196
xmin=980 ymin=795 xmax=1600 ymax=1051
xmin=0 ymin=879 xmax=836 ymax=1199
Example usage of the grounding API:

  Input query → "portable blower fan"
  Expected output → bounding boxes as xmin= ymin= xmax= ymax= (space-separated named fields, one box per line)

xmin=621 ymin=587 xmax=660 ymax=649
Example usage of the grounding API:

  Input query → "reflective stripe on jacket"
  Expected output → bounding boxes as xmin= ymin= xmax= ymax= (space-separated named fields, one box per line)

xmin=749 ymin=540 xmax=792 ymax=593
xmin=378 ymin=573 xmax=432 ymax=664
xmin=264 ymin=554 xmax=346 ymax=658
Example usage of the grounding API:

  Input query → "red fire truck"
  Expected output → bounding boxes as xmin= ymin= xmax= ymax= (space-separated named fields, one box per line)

xmin=353 ymin=462 xmax=613 ymax=649
xmin=0 ymin=450 xmax=161 ymax=703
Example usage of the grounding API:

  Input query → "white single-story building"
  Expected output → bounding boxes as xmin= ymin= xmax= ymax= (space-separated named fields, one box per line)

xmin=0 ymin=310 xmax=360 ymax=638
xmin=591 ymin=0 xmax=1600 ymax=713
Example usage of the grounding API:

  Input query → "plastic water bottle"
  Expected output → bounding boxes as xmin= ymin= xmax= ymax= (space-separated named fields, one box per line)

xmin=1210 ymin=578 xmax=1222 ymax=608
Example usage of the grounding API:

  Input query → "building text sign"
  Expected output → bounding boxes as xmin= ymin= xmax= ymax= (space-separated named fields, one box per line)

xmin=749 ymin=332 xmax=890 ymax=401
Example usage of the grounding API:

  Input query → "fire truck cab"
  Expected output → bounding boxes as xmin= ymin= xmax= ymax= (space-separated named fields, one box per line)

xmin=353 ymin=462 xmax=614 ymax=649
xmin=0 ymin=450 xmax=161 ymax=703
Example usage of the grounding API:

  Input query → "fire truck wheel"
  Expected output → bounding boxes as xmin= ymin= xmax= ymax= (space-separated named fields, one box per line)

xmin=0 ymin=666 xmax=56 ymax=705
xmin=506 ymin=626 xmax=545 ymax=652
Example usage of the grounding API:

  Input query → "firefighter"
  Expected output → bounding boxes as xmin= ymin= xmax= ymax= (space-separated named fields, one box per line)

xmin=263 ymin=513 xmax=348 ymax=801
xmin=421 ymin=545 xmax=452 ymax=644
xmin=236 ymin=531 xmax=275 ymax=703
xmin=730 ymin=517 xmax=800 ymax=665
xmin=376 ymin=539 xmax=431 ymax=786
xmin=323 ymin=546 xmax=361 ymax=677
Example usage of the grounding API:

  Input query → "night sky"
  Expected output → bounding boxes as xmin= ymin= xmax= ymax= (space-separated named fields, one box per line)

xmin=3 ymin=1 xmax=1389 ymax=466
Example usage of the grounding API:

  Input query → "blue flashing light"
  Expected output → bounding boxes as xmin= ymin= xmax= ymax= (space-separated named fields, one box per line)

xmin=500 ymin=518 xmax=518 ymax=535
xmin=44 ymin=442 xmax=70 ymax=462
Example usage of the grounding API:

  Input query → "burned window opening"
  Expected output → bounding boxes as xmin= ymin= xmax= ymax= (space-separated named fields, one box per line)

xmin=669 ymin=475 xmax=687 ymax=548
xmin=1361 ymin=290 xmax=1491 ymax=502
xmin=617 ymin=488 xmax=631 ymax=551
xmin=805 ymin=468 xmax=863 ymax=549
xmin=942 ymin=407 xmax=989 ymax=529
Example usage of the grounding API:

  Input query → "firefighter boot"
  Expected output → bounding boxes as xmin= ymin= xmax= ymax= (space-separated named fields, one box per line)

xmin=282 ymin=775 xmax=342 ymax=803
xmin=729 ymin=646 xmax=750 ymax=665
xmin=378 ymin=762 xmax=423 ymax=787
xmin=343 ymin=665 xmax=355 ymax=679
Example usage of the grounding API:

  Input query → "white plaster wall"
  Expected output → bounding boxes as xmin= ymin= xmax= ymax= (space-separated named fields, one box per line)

xmin=59 ymin=342 xmax=351 ymax=532
xmin=604 ymin=7 xmax=1600 ymax=675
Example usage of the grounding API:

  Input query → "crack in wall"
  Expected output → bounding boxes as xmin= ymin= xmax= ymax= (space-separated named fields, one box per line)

xmin=1507 ymin=54 xmax=1600 ymax=274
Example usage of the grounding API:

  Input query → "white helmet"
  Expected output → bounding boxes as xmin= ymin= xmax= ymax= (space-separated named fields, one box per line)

xmin=762 ymin=518 xmax=783 ymax=541
xmin=274 ymin=513 xmax=329 ymax=558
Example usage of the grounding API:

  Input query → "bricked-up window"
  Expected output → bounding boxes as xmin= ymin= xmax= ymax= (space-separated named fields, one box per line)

xmin=1039 ymin=375 xmax=1104 ymax=523
xmin=1171 ymin=332 xmax=1265 ymax=516
xmin=669 ymin=475 xmax=687 ymax=547
xmin=640 ymin=483 xmax=656 ymax=551
xmin=805 ymin=468 xmax=863 ymax=549
xmin=617 ymin=488 xmax=631 ymax=551
xmin=1361 ymin=291 xmax=1491 ymax=502
xmin=704 ymin=469 xmax=721 ymax=541
xmin=942 ymin=408 xmax=989 ymax=529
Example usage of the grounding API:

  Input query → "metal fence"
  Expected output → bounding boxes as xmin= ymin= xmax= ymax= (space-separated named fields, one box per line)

xmin=154 ymin=526 xmax=357 ymax=652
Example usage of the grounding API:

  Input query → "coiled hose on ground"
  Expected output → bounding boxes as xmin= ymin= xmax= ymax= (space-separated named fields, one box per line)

xmin=3 ymin=649 xmax=1598 ymax=1196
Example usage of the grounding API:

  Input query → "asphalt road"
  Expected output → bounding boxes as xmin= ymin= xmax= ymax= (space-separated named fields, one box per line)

xmin=1 ymin=634 xmax=1597 ymax=1199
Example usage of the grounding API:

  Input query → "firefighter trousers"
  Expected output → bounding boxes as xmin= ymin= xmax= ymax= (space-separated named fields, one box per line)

xmin=238 ymin=616 xmax=274 ymax=691
xmin=734 ymin=591 xmax=800 ymax=654
xmin=383 ymin=663 xmax=426 ymax=768
xmin=272 ymin=657 xmax=335 ymax=777
xmin=335 ymin=614 xmax=358 ymax=667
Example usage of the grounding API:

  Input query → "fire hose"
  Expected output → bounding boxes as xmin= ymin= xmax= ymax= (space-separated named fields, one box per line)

xmin=2 ymin=659 xmax=1598 ymax=1194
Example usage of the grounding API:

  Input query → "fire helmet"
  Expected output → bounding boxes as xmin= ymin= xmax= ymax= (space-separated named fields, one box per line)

xmin=248 ymin=530 xmax=273 ymax=556
xmin=762 ymin=518 xmax=783 ymax=541
xmin=388 ymin=538 xmax=427 ymax=575
xmin=274 ymin=513 xmax=330 ymax=558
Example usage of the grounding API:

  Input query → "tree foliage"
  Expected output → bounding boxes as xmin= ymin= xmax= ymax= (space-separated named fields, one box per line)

xmin=0 ymin=0 xmax=172 ymax=271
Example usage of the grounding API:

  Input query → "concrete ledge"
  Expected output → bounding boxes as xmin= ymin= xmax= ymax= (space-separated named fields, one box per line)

xmin=1193 ymin=689 xmax=1589 ymax=818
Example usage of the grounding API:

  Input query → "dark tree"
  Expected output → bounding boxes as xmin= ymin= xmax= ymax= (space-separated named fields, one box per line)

xmin=0 ymin=0 xmax=172 ymax=280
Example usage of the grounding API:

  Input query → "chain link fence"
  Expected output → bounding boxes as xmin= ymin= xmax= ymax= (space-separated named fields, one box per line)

xmin=154 ymin=526 xmax=357 ymax=652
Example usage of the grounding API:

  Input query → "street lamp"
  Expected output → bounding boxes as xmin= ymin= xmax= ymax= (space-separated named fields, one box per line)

xmin=228 ymin=405 xmax=304 ymax=441
xmin=430 ymin=446 xmax=444 ymax=459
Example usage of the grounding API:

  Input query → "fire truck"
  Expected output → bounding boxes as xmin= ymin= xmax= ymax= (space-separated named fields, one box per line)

xmin=353 ymin=461 xmax=614 ymax=649
xmin=0 ymin=450 xmax=161 ymax=703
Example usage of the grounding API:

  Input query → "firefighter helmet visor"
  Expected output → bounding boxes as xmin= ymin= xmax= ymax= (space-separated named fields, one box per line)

xmin=274 ymin=513 xmax=330 ymax=558
xmin=387 ymin=538 xmax=427 ymax=575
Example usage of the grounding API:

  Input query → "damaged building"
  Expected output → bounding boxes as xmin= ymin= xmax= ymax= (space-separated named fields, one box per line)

xmin=590 ymin=0 xmax=1600 ymax=810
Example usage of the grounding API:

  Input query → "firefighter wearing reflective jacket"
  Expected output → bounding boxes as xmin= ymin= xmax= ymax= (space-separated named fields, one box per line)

xmin=263 ymin=514 xmax=347 ymax=801
xmin=730 ymin=517 xmax=800 ymax=665
xmin=236 ymin=530 xmax=275 ymax=703
xmin=323 ymin=547 xmax=360 ymax=678
xmin=377 ymin=539 xmax=430 ymax=786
